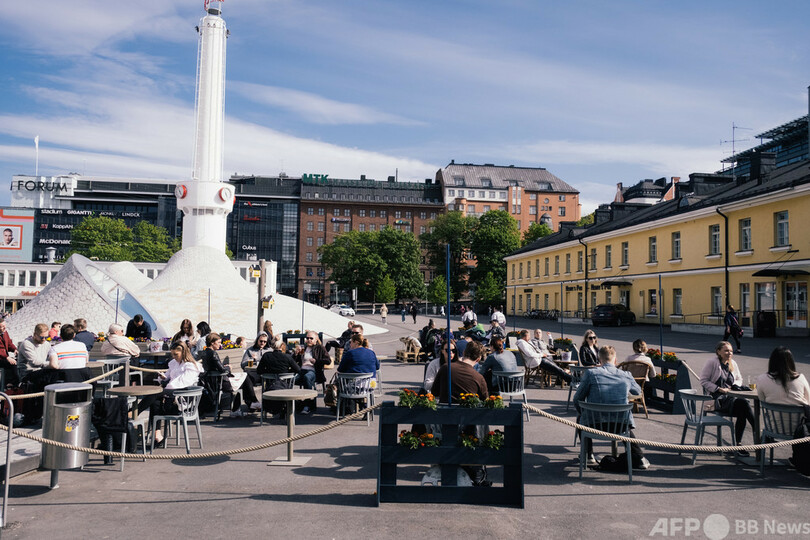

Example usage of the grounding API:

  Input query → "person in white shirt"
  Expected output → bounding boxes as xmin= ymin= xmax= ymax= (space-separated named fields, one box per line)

xmin=516 ymin=329 xmax=571 ymax=384
xmin=490 ymin=307 xmax=506 ymax=327
xmin=17 ymin=323 xmax=51 ymax=381
xmin=48 ymin=324 xmax=89 ymax=370
xmin=756 ymin=346 xmax=810 ymax=406
xmin=101 ymin=323 xmax=141 ymax=358
xmin=461 ymin=307 xmax=477 ymax=326
xmin=146 ymin=341 xmax=202 ymax=447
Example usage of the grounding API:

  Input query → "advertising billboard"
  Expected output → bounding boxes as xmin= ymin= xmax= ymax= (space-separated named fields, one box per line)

xmin=0 ymin=208 xmax=35 ymax=262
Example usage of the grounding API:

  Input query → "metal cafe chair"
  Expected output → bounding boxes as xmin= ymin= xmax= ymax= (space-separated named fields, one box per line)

xmin=759 ymin=401 xmax=806 ymax=475
xmin=336 ymin=373 xmax=374 ymax=426
xmin=678 ymin=389 xmax=737 ymax=465
xmin=493 ymin=370 xmax=530 ymax=421
xmin=260 ymin=372 xmax=296 ymax=425
xmin=578 ymin=401 xmax=634 ymax=482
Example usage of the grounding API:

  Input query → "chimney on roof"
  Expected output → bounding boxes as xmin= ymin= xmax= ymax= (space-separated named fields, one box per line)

xmin=450 ymin=159 xmax=455 ymax=165
xmin=425 ymin=178 xmax=432 ymax=184
xmin=671 ymin=176 xmax=680 ymax=183
xmin=360 ymin=174 xmax=366 ymax=181
xmin=387 ymin=176 xmax=395 ymax=182
xmin=750 ymin=151 xmax=777 ymax=185
xmin=613 ymin=183 xmax=624 ymax=203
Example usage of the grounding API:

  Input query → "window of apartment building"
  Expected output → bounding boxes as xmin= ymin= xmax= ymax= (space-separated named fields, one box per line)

xmin=518 ymin=295 xmax=523 ymax=312
xmin=343 ymin=223 xmax=350 ymax=232
xmin=739 ymin=218 xmax=751 ymax=251
xmin=590 ymin=248 xmax=597 ymax=270
xmin=405 ymin=225 xmax=412 ymax=232
xmin=306 ymin=237 xmax=313 ymax=247
xmin=306 ymin=222 xmax=313 ymax=231
xmin=559 ymin=195 xmax=566 ymax=201
xmin=317 ymin=252 xmax=322 ymax=261
xmin=565 ymin=253 xmax=571 ymax=273
xmin=380 ymin=210 xmax=387 ymax=218
xmin=448 ymin=189 xmax=455 ymax=197
xmin=469 ymin=205 xmax=476 ymax=213
xmin=420 ymin=225 xmax=426 ymax=234
xmin=489 ymin=191 xmax=496 ymax=198
xmin=370 ymin=209 xmax=376 ymax=217
xmin=359 ymin=223 xmax=365 ymax=232
xmin=332 ymin=223 xmax=340 ymax=232
xmin=395 ymin=224 xmax=401 ymax=230
xmin=605 ymin=289 xmax=612 ymax=304
xmin=544 ymin=257 xmax=549 ymax=276
xmin=518 ymin=262 xmax=523 ymax=279
xmin=369 ymin=224 xmax=376 ymax=231
xmin=535 ymin=258 xmax=540 ymax=277
xmin=511 ymin=264 xmax=516 ymax=280
xmin=544 ymin=294 xmax=549 ymax=310
xmin=333 ymin=208 xmax=339 ymax=216
xmin=756 ymin=282 xmax=776 ymax=310
xmin=590 ymin=291 xmax=597 ymax=312
xmin=671 ymin=232 xmax=681 ymax=260
xmin=484 ymin=205 xmax=491 ymax=212
xmin=558 ymin=207 xmax=566 ymax=217
xmin=395 ymin=211 xmax=401 ymax=219
xmin=318 ymin=222 xmax=324 ymax=232
xmin=554 ymin=255 xmax=560 ymax=274
xmin=306 ymin=268 xmax=313 ymax=277
xmin=711 ymin=286 xmax=722 ymax=315
xmin=478 ymin=191 xmax=485 ymax=198
xmin=317 ymin=267 xmax=324 ymax=277
xmin=307 ymin=207 xmax=313 ymax=215
xmin=513 ymin=205 xmax=520 ymax=214
xmin=577 ymin=251 xmax=583 ymax=272
xmin=306 ymin=253 xmax=313 ymax=262
xmin=648 ymin=236 xmax=657 ymax=263
xmin=709 ymin=224 xmax=721 ymax=255
xmin=317 ymin=237 xmax=324 ymax=246
xmin=342 ymin=209 xmax=349 ymax=217
xmin=431 ymin=212 xmax=437 ymax=219
xmin=621 ymin=242 xmax=629 ymax=266
xmin=740 ymin=283 xmax=750 ymax=316
xmin=359 ymin=209 xmax=366 ymax=217
xmin=648 ymin=289 xmax=657 ymax=315
xmin=529 ymin=207 xmax=537 ymax=215
xmin=673 ymin=288 xmax=683 ymax=315
xmin=420 ymin=211 xmax=426 ymax=219
xmin=774 ymin=211 xmax=789 ymax=246
xmin=605 ymin=245 xmax=612 ymax=268
xmin=499 ymin=192 xmax=507 ymax=199
xmin=318 ymin=208 xmax=324 ymax=216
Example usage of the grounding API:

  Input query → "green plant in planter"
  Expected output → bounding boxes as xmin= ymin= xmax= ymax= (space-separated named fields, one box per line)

xmin=484 ymin=395 xmax=504 ymax=409
xmin=654 ymin=373 xmax=677 ymax=384
xmin=399 ymin=430 xmax=440 ymax=450
xmin=398 ymin=388 xmax=437 ymax=410
xmin=482 ymin=430 xmax=504 ymax=450
xmin=661 ymin=352 xmax=679 ymax=363
xmin=458 ymin=393 xmax=482 ymax=408
xmin=553 ymin=338 xmax=573 ymax=350
xmin=459 ymin=432 xmax=479 ymax=449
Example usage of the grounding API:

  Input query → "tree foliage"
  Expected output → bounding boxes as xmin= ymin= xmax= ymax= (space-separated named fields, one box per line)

xmin=320 ymin=227 xmax=425 ymax=302
xmin=469 ymin=210 xmax=520 ymax=285
xmin=68 ymin=216 xmax=179 ymax=262
xmin=522 ymin=222 xmax=553 ymax=247
xmin=475 ymin=271 xmax=503 ymax=307
xmin=420 ymin=211 xmax=477 ymax=300
xmin=426 ymin=274 xmax=448 ymax=306
xmin=576 ymin=212 xmax=595 ymax=227
xmin=375 ymin=274 xmax=396 ymax=304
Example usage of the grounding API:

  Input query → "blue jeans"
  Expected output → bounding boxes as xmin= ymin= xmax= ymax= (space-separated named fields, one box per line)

xmin=296 ymin=369 xmax=316 ymax=389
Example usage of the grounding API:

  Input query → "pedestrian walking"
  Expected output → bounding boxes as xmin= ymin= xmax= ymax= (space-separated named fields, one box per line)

xmin=401 ymin=307 xmax=407 ymax=322
xmin=380 ymin=303 xmax=388 ymax=325
xmin=410 ymin=303 xmax=418 ymax=324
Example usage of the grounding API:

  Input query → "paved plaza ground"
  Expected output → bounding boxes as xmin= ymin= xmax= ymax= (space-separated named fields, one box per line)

xmin=2 ymin=313 xmax=808 ymax=539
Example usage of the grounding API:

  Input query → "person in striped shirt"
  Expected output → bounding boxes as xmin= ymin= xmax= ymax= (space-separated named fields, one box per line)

xmin=48 ymin=324 xmax=89 ymax=370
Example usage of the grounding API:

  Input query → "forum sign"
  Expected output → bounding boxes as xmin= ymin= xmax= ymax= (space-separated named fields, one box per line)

xmin=10 ymin=175 xmax=76 ymax=210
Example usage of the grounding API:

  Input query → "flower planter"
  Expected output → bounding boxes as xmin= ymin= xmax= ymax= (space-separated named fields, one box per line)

xmin=377 ymin=402 xmax=524 ymax=508
xmin=649 ymin=357 xmax=691 ymax=414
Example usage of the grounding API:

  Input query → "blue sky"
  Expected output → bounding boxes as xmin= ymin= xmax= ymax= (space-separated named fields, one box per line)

xmin=1 ymin=0 xmax=808 ymax=213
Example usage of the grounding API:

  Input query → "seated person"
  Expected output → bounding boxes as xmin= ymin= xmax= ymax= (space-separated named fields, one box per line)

xmin=257 ymin=340 xmax=301 ymax=417
xmin=200 ymin=332 xmax=260 ymax=416
xmin=463 ymin=320 xmax=488 ymax=343
xmin=476 ymin=336 xmax=517 ymax=393
xmin=73 ymin=318 xmax=97 ymax=352
xmin=17 ymin=323 xmax=51 ymax=382
xmin=419 ymin=319 xmax=441 ymax=359
xmin=48 ymin=324 xmax=90 ymax=380
xmin=484 ymin=320 xmax=506 ymax=345
xmin=142 ymin=341 xmax=202 ymax=448
xmin=292 ymin=331 xmax=330 ymax=415
xmin=325 ymin=321 xmax=354 ymax=353
xmin=573 ymin=345 xmax=649 ymax=468
xmin=101 ymin=323 xmax=141 ymax=358
xmin=423 ymin=339 xmax=458 ymax=393
xmin=241 ymin=331 xmax=271 ymax=387
xmin=516 ymin=329 xmax=572 ymax=385
xmin=756 ymin=346 xmax=810 ymax=406
xmin=338 ymin=333 xmax=380 ymax=376
xmin=619 ymin=339 xmax=656 ymax=381
xmin=530 ymin=328 xmax=556 ymax=355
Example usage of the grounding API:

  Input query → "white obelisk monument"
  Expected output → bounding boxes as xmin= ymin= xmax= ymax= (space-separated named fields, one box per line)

xmin=175 ymin=1 xmax=234 ymax=251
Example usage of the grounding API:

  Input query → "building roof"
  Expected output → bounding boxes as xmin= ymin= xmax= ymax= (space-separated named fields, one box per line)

xmin=438 ymin=163 xmax=578 ymax=193
xmin=509 ymin=159 xmax=810 ymax=257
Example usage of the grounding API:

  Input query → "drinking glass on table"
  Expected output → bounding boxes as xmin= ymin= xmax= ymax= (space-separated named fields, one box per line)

xmin=748 ymin=376 xmax=756 ymax=390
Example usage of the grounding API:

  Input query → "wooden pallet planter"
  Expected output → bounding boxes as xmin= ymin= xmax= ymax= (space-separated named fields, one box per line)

xmin=377 ymin=402 xmax=524 ymax=508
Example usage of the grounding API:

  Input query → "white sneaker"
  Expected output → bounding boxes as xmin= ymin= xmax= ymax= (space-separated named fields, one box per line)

xmin=250 ymin=401 xmax=262 ymax=411
xmin=587 ymin=453 xmax=599 ymax=466
xmin=301 ymin=407 xmax=311 ymax=415
xmin=637 ymin=457 xmax=651 ymax=470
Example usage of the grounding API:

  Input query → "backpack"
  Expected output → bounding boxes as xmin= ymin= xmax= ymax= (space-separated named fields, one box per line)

xmin=323 ymin=375 xmax=338 ymax=408
xmin=791 ymin=405 xmax=810 ymax=476
xmin=597 ymin=452 xmax=644 ymax=472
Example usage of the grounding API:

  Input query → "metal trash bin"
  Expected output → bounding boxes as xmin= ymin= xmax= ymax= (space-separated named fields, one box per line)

xmin=41 ymin=383 xmax=93 ymax=471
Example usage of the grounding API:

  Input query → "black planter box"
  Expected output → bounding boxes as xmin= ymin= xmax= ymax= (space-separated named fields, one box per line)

xmin=648 ymin=359 xmax=691 ymax=414
xmin=377 ymin=402 xmax=524 ymax=508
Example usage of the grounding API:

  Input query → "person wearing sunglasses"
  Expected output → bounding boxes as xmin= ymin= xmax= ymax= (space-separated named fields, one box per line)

xmin=579 ymin=330 xmax=600 ymax=367
xmin=241 ymin=331 xmax=272 ymax=387
xmin=293 ymin=331 xmax=330 ymax=414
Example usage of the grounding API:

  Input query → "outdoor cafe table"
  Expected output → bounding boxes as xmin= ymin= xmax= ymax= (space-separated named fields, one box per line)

xmin=727 ymin=388 xmax=762 ymax=463
xmin=108 ymin=385 xmax=164 ymax=419
xmin=262 ymin=388 xmax=317 ymax=466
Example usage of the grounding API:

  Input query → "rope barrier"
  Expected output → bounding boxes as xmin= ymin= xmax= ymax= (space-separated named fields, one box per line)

xmin=522 ymin=403 xmax=810 ymax=453
xmin=0 ymin=366 xmax=126 ymax=401
xmin=0 ymin=404 xmax=383 ymax=460
xmin=130 ymin=365 xmax=166 ymax=374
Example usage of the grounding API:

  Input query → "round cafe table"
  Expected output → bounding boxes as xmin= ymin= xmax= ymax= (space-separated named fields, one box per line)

xmin=262 ymin=388 xmax=317 ymax=466
xmin=109 ymin=385 xmax=164 ymax=419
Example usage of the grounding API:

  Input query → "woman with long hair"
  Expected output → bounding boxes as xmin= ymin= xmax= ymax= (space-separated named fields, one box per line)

xmin=192 ymin=321 xmax=211 ymax=359
xmin=200 ymin=332 xmax=260 ymax=416
xmin=241 ymin=331 xmax=271 ymax=387
xmin=579 ymin=330 xmax=599 ymax=367
xmin=756 ymin=346 xmax=810 ymax=405
xmin=171 ymin=319 xmax=196 ymax=347
xmin=144 ymin=341 xmax=201 ymax=447
xmin=292 ymin=331 xmax=330 ymax=415
xmin=699 ymin=340 xmax=756 ymax=454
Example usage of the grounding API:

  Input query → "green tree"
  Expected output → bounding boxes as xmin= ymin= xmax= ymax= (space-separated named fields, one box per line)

xmin=420 ymin=211 xmax=477 ymax=300
xmin=375 ymin=274 xmax=396 ymax=304
xmin=69 ymin=216 xmax=133 ymax=261
xmin=469 ymin=210 xmax=520 ymax=285
xmin=475 ymin=271 xmax=503 ymax=308
xmin=426 ymin=274 xmax=448 ymax=306
xmin=522 ymin=222 xmax=553 ymax=247
xmin=319 ymin=231 xmax=385 ymax=299
xmin=375 ymin=226 xmax=425 ymax=300
xmin=576 ymin=212 xmax=595 ymax=227
xmin=131 ymin=221 xmax=179 ymax=262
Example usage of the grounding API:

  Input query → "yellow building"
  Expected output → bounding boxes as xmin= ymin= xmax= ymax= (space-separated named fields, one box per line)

xmin=505 ymin=159 xmax=810 ymax=336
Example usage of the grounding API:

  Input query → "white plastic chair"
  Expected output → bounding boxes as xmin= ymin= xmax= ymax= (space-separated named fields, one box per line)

xmin=493 ymin=370 xmax=530 ymax=421
xmin=336 ymin=373 xmax=374 ymax=425
xmin=578 ymin=401 xmax=634 ymax=482
xmin=678 ymin=389 xmax=737 ymax=465
xmin=150 ymin=386 xmax=203 ymax=454
xmin=260 ymin=372 xmax=296 ymax=425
